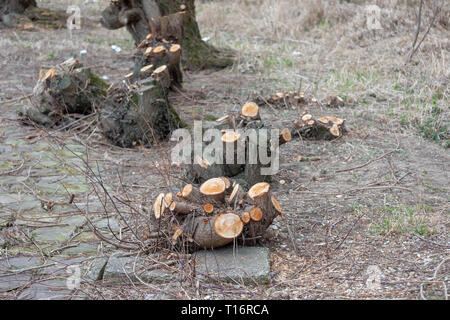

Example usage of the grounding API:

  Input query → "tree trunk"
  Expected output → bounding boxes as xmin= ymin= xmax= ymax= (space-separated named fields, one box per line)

xmin=100 ymin=72 xmax=186 ymax=148
xmin=186 ymin=102 xmax=292 ymax=186
xmin=0 ymin=0 xmax=36 ymax=14
xmin=19 ymin=58 xmax=108 ymax=128
xmin=101 ymin=0 xmax=233 ymax=70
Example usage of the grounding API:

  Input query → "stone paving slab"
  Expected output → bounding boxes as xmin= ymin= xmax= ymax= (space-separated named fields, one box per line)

xmin=195 ymin=246 xmax=271 ymax=284
xmin=0 ymin=274 xmax=33 ymax=292
xmin=17 ymin=279 xmax=86 ymax=300
xmin=102 ymin=252 xmax=181 ymax=284
xmin=31 ymin=225 xmax=77 ymax=243
xmin=100 ymin=247 xmax=271 ymax=285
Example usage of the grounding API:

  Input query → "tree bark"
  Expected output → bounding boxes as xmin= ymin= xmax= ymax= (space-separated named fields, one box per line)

xmin=186 ymin=102 xmax=292 ymax=186
xmin=19 ymin=58 xmax=108 ymax=128
xmin=101 ymin=0 xmax=233 ymax=70
xmin=100 ymin=75 xmax=186 ymax=148
xmin=153 ymin=179 xmax=280 ymax=250
xmin=0 ymin=0 xmax=67 ymax=29
xmin=0 ymin=0 xmax=36 ymax=14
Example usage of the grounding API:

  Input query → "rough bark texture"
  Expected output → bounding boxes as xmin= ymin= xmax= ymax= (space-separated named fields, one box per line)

xmin=99 ymin=76 xmax=185 ymax=148
xmin=0 ymin=0 xmax=68 ymax=29
xmin=0 ymin=0 xmax=36 ymax=14
xmin=134 ymin=38 xmax=183 ymax=88
xmin=19 ymin=58 xmax=108 ymax=128
xmin=100 ymin=0 xmax=233 ymax=70
xmin=290 ymin=113 xmax=347 ymax=140
xmin=153 ymin=179 xmax=280 ymax=250
xmin=186 ymin=102 xmax=291 ymax=187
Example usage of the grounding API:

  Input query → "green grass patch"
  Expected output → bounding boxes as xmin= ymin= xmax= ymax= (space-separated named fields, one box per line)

xmin=371 ymin=204 xmax=433 ymax=236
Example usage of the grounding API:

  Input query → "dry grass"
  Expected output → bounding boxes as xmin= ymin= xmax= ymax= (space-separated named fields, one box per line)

xmin=197 ymin=0 xmax=449 ymax=147
xmin=0 ymin=0 xmax=448 ymax=300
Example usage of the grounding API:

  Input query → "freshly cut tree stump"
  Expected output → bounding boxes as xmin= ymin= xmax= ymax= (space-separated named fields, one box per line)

xmin=100 ymin=0 xmax=233 ymax=70
xmin=187 ymin=101 xmax=291 ymax=185
xmin=290 ymin=113 xmax=347 ymax=140
xmin=99 ymin=72 xmax=185 ymax=148
xmin=135 ymin=38 xmax=183 ymax=88
xmin=152 ymin=178 xmax=281 ymax=250
xmin=254 ymin=90 xmax=310 ymax=109
xmin=19 ymin=58 xmax=108 ymax=128
xmin=199 ymin=178 xmax=226 ymax=203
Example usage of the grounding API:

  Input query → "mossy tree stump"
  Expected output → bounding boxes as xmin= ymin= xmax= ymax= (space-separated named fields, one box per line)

xmin=99 ymin=70 xmax=185 ymax=148
xmin=100 ymin=0 xmax=233 ymax=70
xmin=19 ymin=58 xmax=108 ymax=128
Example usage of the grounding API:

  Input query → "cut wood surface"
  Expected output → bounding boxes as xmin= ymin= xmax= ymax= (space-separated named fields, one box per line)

xmin=100 ymin=0 xmax=233 ymax=70
xmin=214 ymin=213 xmax=244 ymax=239
xmin=20 ymin=58 xmax=108 ymax=128
xmin=153 ymin=178 xmax=280 ymax=249
xmin=199 ymin=177 xmax=226 ymax=203
xmin=290 ymin=113 xmax=347 ymax=140
xmin=187 ymin=101 xmax=291 ymax=185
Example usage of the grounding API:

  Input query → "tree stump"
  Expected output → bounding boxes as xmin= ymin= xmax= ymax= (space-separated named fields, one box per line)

xmin=290 ymin=113 xmax=347 ymax=140
xmin=99 ymin=71 xmax=186 ymax=148
xmin=19 ymin=58 xmax=108 ymax=127
xmin=187 ymin=101 xmax=292 ymax=186
xmin=100 ymin=0 xmax=233 ymax=70
xmin=153 ymin=179 xmax=281 ymax=250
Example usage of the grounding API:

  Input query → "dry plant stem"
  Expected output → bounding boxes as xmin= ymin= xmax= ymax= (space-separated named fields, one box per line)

xmin=335 ymin=143 xmax=400 ymax=173
xmin=406 ymin=0 xmax=440 ymax=63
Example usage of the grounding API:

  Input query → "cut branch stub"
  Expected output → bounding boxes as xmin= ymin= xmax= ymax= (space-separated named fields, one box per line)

xmin=152 ymin=65 xmax=171 ymax=89
xmin=248 ymin=182 xmax=270 ymax=201
xmin=199 ymin=178 xmax=226 ymax=203
xmin=249 ymin=207 xmax=263 ymax=222
xmin=222 ymin=130 xmax=243 ymax=176
xmin=214 ymin=213 xmax=244 ymax=239
xmin=228 ymin=183 xmax=245 ymax=205
xmin=219 ymin=176 xmax=232 ymax=192
xmin=181 ymin=184 xmax=203 ymax=202
xmin=169 ymin=201 xmax=196 ymax=215
xmin=169 ymin=44 xmax=181 ymax=65
xmin=245 ymin=182 xmax=278 ymax=236
xmin=203 ymin=203 xmax=214 ymax=214
xmin=241 ymin=102 xmax=260 ymax=120
xmin=241 ymin=211 xmax=251 ymax=224
xmin=153 ymin=193 xmax=166 ymax=219
xmin=271 ymin=196 xmax=282 ymax=216
xmin=279 ymin=128 xmax=292 ymax=146
xmin=290 ymin=114 xmax=346 ymax=140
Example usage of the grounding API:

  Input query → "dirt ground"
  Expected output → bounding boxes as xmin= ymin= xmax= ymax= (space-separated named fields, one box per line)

xmin=0 ymin=0 xmax=448 ymax=299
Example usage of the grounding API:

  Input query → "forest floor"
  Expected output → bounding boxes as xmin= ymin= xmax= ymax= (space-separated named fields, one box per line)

xmin=0 ymin=0 xmax=448 ymax=299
